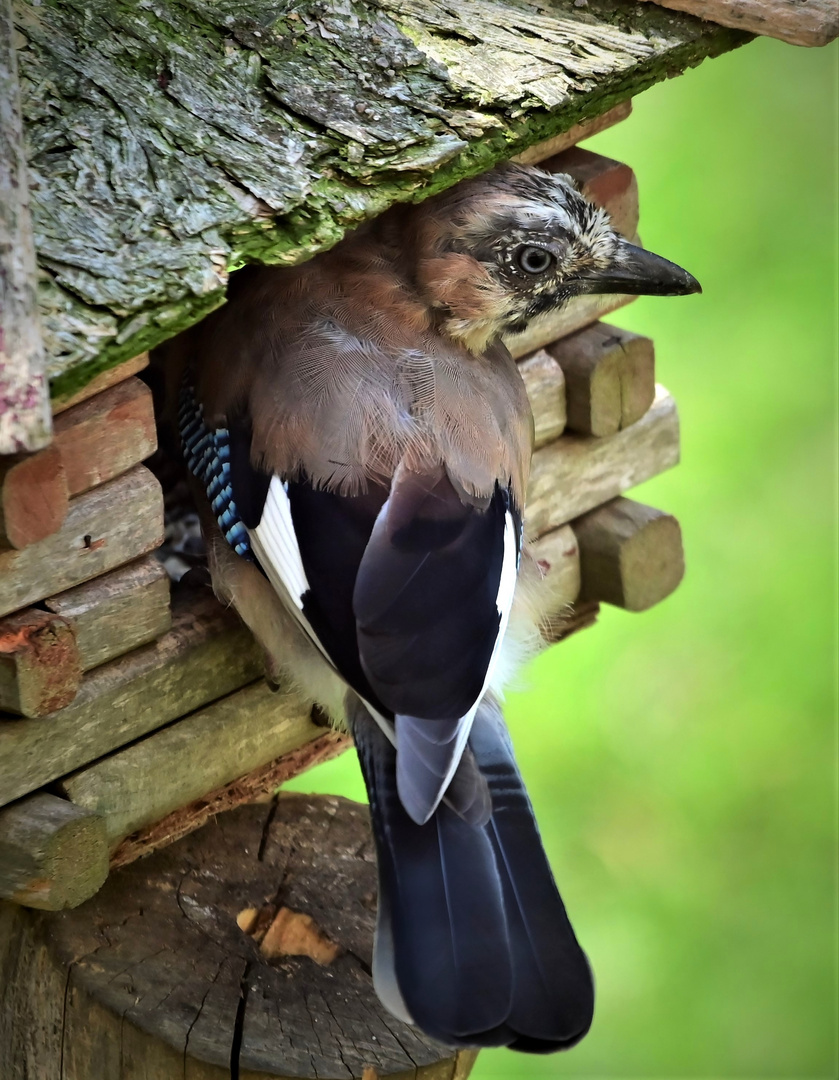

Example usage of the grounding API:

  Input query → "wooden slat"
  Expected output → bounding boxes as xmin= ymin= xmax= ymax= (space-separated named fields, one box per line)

xmin=0 ymin=0 xmax=51 ymax=454
xmin=52 ymin=377 xmax=157 ymax=496
xmin=0 ymin=792 xmax=108 ymax=910
xmin=512 ymin=100 xmax=632 ymax=165
xmin=0 ymin=590 xmax=262 ymax=809
xmin=61 ymin=680 xmax=321 ymax=848
xmin=0 ymin=465 xmax=163 ymax=618
xmin=504 ymin=148 xmax=640 ymax=359
xmin=574 ymin=496 xmax=685 ymax=611
xmin=0 ymin=609 xmax=81 ymax=718
xmin=50 ymin=352 xmax=149 ymax=414
xmin=549 ymin=321 xmax=656 ymax=437
xmin=0 ymin=447 xmax=69 ymax=549
xmin=529 ymin=524 xmax=581 ymax=613
xmin=526 ymin=384 xmax=680 ymax=539
xmin=639 ymin=0 xmax=837 ymax=46
xmin=519 ymin=349 xmax=566 ymax=448
xmin=44 ymin=556 xmax=171 ymax=672
xmin=0 ymin=558 xmax=170 ymax=719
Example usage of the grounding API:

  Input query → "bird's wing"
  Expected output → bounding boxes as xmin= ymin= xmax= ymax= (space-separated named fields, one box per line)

xmin=181 ymin=377 xmax=520 ymax=826
xmin=354 ymin=464 xmax=521 ymax=824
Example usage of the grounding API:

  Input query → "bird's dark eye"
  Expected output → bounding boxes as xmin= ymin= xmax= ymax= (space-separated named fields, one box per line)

xmin=516 ymin=245 xmax=554 ymax=275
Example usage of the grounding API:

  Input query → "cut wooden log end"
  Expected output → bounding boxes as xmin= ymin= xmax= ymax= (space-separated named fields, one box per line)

xmin=0 ymin=796 xmax=478 ymax=1080
xmin=0 ymin=792 xmax=108 ymax=910
xmin=0 ymin=446 xmax=69 ymax=549
xmin=519 ymin=349 xmax=566 ymax=447
xmin=574 ymin=496 xmax=685 ymax=611
xmin=549 ymin=321 xmax=656 ymax=437
xmin=0 ymin=609 xmax=81 ymax=718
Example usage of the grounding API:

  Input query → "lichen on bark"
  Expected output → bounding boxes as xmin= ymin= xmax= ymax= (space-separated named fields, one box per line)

xmin=11 ymin=0 xmax=749 ymax=400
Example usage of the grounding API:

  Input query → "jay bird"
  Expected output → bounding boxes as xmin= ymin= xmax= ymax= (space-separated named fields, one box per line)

xmin=177 ymin=163 xmax=699 ymax=1052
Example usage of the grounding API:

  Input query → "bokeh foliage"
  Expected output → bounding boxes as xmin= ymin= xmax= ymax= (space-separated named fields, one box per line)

xmin=285 ymin=35 xmax=839 ymax=1077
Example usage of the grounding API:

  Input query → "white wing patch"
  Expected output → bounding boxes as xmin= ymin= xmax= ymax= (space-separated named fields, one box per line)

xmin=250 ymin=476 xmax=310 ymax=609
xmin=249 ymin=475 xmax=397 ymax=746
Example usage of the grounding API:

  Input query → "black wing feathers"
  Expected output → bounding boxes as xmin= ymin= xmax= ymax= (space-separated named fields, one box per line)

xmin=354 ymin=468 xmax=508 ymax=720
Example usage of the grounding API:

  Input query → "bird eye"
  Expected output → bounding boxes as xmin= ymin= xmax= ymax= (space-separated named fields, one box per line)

xmin=516 ymin=245 xmax=554 ymax=275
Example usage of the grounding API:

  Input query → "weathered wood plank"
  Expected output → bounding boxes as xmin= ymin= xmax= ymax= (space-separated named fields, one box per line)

xmin=639 ymin=0 xmax=837 ymax=46
xmin=550 ymin=321 xmax=656 ymax=436
xmin=573 ymin=495 xmax=685 ymax=610
xmin=504 ymin=148 xmax=640 ymax=358
xmin=0 ymin=465 xmax=163 ymax=618
xmin=0 ymin=590 xmax=262 ymax=808
xmin=11 ymin=0 xmax=746 ymax=398
xmin=0 ymin=446 xmax=69 ymax=549
xmin=0 ymin=609 xmax=81 ymax=717
xmin=0 ymin=0 xmax=51 ymax=454
xmin=0 ymin=558 xmax=170 ymax=718
xmin=512 ymin=100 xmax=632 ymax=164
xmin=44 ymin=556 xmax=171 ymax=672
xmin=0 ymin=798 xmax=475 ymax=1079
xmin=519 ymin=349 xmax=567 ymax=448
xmin=52 ymin=377 xmax=157 ymax=495
xmin=61 ymin=680 xmax=321 ymax=847
xmin=50 ymin=353 xmax=149 ymax=414
xmin=110 ymin=730 xmax=351 ymax=870
xmin=526 ymin=384 xmax=680 ymax=538
xmin=0 ymin=793 xmax=108 ymax=910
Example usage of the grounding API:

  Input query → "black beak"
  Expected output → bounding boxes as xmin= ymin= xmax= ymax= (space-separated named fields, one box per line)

xmin=576 ymin=240 xmax=701 ymax=298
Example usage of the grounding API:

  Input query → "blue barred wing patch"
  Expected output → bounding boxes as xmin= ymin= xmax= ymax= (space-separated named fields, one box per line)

xmin=178 ymin=381 xmax=253 ymax=560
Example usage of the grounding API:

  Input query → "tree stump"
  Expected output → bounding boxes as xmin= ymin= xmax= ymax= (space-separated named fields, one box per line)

xmin=0 ymin=795 xmax=477 ymax=1080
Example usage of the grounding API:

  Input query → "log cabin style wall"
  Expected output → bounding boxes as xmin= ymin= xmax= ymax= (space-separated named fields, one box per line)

xmin=1 ymin=0 xmax=833 ymax=1075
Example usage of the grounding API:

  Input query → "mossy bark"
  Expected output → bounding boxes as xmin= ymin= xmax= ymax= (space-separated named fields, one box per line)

xmin=11 ymin=0 xmax=749 ymax=400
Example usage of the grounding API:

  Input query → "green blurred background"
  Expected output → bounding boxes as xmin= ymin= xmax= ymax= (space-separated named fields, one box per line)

xmin=286 ymin=36 xmax=839 ymax=1077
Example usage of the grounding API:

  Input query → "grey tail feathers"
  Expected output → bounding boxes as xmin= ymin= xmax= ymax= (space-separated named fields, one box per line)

xmin=349 ymin=696 xmax=595 ymax=1051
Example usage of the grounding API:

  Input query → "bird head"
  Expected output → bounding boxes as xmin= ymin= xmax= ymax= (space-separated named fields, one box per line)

xmin=409 ymin=163 xmax=700 ymax=353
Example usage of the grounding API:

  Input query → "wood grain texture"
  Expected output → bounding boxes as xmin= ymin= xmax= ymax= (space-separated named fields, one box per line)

xmin=550 ymin=320 xmax=656 ymax=436
xmin=11 ymin=0 xmax=746 ymax=399
xmin=0 ymin=590 xmax=262 ymax=809
xmin=61 ymin=680 xmax=322 ymax=847
xmin=0 ymin=0 xmax=51 ymax=454
xmin=573 ymin=495 xmax=685 ymax=610
xmin=50 ymin=353 xmax=149 ymax=414
xmin=52 ymin=377 xmax=157 ymax=495
xmin=0 ymin=446 xmax=69 ymax=549
xmin=44 ymin=555 xmax=171 ymax=671
xmin=0 ymin=465 xmax=163 ymax=618
xmin=638 ymin=0 xmax=837 ymax=45
xmin=0 ymin=798 xmax=477 ymax=1079
xmin=519 ymin=349 xmax=567 ymax=448
xmin=110 ymin=730 xmax=351 ymax=871
xmin=526 ymin=384 xmax=680 ymax=538
xmin=512 ymin=100 xmax=632 ymax=164
xmin=0 ymin=793 xmax=108 ymax=910
xmin=0 ymin=608 xmax=81 ymax=717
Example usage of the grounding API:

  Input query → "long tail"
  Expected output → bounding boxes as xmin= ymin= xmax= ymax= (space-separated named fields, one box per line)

xmin=350 ymin=697 xmax=594 ymax=1051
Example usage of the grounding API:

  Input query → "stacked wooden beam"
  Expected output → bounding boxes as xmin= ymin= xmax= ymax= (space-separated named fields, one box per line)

xmin=0 ymin=126 xmax=686 ymax=924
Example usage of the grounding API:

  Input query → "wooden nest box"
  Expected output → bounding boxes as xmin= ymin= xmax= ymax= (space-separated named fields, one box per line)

xmin=1 ymin=0 xmax=833 ymax=1076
